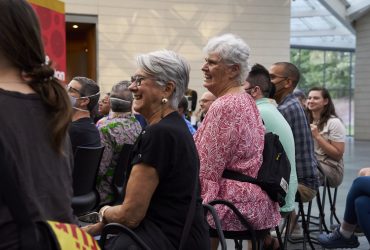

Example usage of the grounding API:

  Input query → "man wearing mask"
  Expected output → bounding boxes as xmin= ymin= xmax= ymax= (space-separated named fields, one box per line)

xmin=269 ymin=62 xmax=319 ymax=236
xmin=67 ymin=76 xmax=101 ymax=152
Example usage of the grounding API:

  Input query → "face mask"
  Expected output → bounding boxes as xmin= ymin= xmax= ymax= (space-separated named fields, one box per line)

xmin=69 ymin=95 xmax=77 ymax=107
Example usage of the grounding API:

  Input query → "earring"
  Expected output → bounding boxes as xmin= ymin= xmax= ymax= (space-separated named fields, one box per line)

xmin=161 ymin=98 xmax=168 ymax=104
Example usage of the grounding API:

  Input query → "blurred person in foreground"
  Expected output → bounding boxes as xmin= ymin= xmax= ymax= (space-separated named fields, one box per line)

xmin=83 ymin=50 xmax=210 ymax=249
xmin=194 ymin=34 xmax=280 ymax=250
xmin=0 ymin=0 xmax=76 ymax=249
xmin=317 ymin=174 xmax=370 ymax=248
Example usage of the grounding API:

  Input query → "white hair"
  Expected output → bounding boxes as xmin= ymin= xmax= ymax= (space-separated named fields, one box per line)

xmin=203 ymin=33 xmax=251 ymax=84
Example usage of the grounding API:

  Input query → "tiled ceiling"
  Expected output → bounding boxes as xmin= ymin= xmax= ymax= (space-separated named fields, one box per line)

xmin=290 ymin=0 xmax=370 ymax=50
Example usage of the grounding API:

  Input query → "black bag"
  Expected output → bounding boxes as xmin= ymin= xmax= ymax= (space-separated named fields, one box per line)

xmin=222 ymin=132 xmax=291 ymax=207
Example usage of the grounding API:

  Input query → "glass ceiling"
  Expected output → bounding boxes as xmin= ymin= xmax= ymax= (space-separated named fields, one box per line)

xmin=290 ymin=0 xmax=370 ymax=50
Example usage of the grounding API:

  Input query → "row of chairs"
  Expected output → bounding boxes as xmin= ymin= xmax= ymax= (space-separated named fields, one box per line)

xmin=71 ymin=146 xmax=342 ymax=250
xmin=71 ymin=144 xmax=133 ymax=216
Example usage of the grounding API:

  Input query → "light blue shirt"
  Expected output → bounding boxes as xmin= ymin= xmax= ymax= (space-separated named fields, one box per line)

xmin=256 ymin=98 xmax=298 ymax=213
xmin=182 ymin=115 xmax=196 ymax=135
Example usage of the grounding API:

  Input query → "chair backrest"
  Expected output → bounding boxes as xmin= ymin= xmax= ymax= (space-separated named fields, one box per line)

xmin=111 ymin=144 xmax=133 ymax=204
xmin=73 ymin=146 xmax=105 ymax=196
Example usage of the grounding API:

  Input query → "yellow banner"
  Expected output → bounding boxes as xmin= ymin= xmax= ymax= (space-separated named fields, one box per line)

xmin=47 ymin=221 xmax=101 ymax=250
xmin=27 ymin=0 xmax=64 ymax=14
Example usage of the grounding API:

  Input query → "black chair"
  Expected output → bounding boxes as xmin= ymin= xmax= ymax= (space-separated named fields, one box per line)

xmin=287 ymin=192 xmax=317 ymax=250
xmin=109 ymin=144 xmax=133 ymax=205
xmin=273 ymin=211 xmax=293 ymax=250
xmin=203 ymin=203 xmax=227 ymax=250
xmin=99 ymin=223 xmax=151 ymax=250
xmin=208 ymin=200 xmax=271 ymax=250
xmin=72 ymin=145 xmax=105 ymax=216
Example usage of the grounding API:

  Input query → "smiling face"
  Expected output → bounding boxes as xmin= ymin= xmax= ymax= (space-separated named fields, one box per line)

xmin=128 ymin=69 xmax=165 ymax=119
xmin=307 ymin=90 xmax=328 ymax=113
xmin=201 ymin=52 xmax=232 ymax=96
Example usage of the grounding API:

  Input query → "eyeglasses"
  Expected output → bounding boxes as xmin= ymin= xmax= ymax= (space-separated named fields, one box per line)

xmin=67 ymin=85 xmax=83 ymax=96
xmin=130 ymin=75 xmax=158 ymax=87
xmin=269 ymin=74 xmax=288 ymax=81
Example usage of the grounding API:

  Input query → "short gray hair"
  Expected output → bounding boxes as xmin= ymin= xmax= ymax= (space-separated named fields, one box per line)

xmin=136 ymin=50 xmax=190 ymax=108
xmin=203 ymin=33 xmax=250 ymax=84
xmin=110 ymin=80 xmax=132 ymax=112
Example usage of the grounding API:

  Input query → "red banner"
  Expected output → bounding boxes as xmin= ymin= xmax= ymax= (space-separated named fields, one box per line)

xmin=28 ymin=0 xmax=66 ymax=82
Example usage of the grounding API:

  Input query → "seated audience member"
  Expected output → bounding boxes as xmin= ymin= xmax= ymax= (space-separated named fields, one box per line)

xmin=96 ymin=92 xmax=110 ymax=126
xmin=307 ymin=87 xmax=346 ymax=188
xmin=194 ymin=34 xmax=280 ymax=250
xmin=245 ymin=63 xmax=298 ymax=249
xmin=269 ymin=62 xmax=319 ymax=235
xmin=178 ymin=96 xmax=196 ymax=135
xmin=0 ymin=1 xmax=76 ymax=248
xmin=97 ymin=81 xmax=142 ymax=204
xmin=197 ymin=91 xmax=216 ymax=125
xmin=67 ymin=76 xmax=101 ymax=152
xmin=293 ymin=88 xmax=307 ymax=109
xmin=83 ymin=50 xmax=210 ymax=250
xmin=318 ymin=175 xmax=370 ymax=248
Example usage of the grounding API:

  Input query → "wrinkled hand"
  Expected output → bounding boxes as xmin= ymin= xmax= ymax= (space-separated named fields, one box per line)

xmin=81 ymin=222 xmax=105 ymax=236
xmin=310 ymin=124 xmax=319 ymax=139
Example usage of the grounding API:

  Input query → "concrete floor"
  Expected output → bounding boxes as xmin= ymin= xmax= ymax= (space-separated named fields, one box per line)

xmin=221 ymin=137 xmax=370 ymax=250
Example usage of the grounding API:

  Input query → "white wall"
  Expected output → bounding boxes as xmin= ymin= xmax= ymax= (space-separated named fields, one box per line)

xmin=354 ymin=11 xmax=370 ymax=140
xmin=62 ymin=0 xmax=291 ymax=101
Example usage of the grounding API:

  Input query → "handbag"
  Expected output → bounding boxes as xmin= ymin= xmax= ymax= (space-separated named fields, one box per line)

xmin=316 ymin=154 xmax=344 ymax=188
xmin=0 ymin=149 xmax=101 ymax=250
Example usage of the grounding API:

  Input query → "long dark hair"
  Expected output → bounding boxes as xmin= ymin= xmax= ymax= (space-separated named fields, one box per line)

xmin=307 ymin=87 xmax=338 ymax=131
xmin=0 ymin=0 xmax=72 ymax=154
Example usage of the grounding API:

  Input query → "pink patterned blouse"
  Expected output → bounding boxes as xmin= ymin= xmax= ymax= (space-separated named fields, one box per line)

xmin=194 ymin=92 xmax=280 ymax=231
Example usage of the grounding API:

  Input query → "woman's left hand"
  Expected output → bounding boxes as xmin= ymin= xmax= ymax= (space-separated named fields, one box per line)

xmin=81 ymin=222 xmax=105 ymax=236
xmin=310 ymin=124 xmax=319 ymax=139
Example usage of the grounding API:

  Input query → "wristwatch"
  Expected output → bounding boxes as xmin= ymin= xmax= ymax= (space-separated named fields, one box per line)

xmin=98 ymin=205 xmax=111 ymax=223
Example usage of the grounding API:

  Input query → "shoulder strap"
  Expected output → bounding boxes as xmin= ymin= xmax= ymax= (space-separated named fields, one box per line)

xmin=0 ymin=149 xmax=39 ymax=250
xmin=222 ymin=169 xmax=258 ymax=184
xmin=178 ymin=168 xmax=198 ymax=250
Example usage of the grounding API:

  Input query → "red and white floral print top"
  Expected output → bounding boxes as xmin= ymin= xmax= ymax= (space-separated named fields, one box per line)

xmin=194 ymin=92 xmax=280 ymax=231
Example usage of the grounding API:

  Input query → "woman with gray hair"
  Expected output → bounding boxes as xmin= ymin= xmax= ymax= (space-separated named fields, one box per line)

xmin=84 ymin=50 xmax=210 ymax=249
xmin=194 ymin=34 xmax=280 ymax=249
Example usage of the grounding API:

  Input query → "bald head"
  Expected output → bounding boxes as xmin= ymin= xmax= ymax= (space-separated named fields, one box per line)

xmin=199 ymin=91 xmax=216 ymax=114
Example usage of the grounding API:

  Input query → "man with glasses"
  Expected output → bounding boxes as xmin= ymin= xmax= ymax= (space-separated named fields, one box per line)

xmin=67 ymin=76 xmax=101 ymax=152
xmin=269 ymin=62 xmax=319 ymax=237
xmin=198 ymin=91 xmax=216 ymax=124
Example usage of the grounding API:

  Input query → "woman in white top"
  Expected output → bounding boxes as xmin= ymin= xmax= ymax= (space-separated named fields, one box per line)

xmin=307 ymin=87 xmax=346 ymax=188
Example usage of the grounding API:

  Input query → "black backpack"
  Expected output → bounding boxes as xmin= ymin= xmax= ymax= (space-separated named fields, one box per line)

xmin=222 ymin=132 xmax=291 ymax=207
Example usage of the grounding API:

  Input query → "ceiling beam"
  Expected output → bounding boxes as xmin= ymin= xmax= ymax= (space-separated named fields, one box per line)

xmin=347 ymin=1 xmax=370 ymax=21
xmin=318 ymin=0 xmax=355 ymax=34
xmin=291 ymin=28 xmax=351 ymax=37
xmin=291 ymin=10 xmax=330 ymax=18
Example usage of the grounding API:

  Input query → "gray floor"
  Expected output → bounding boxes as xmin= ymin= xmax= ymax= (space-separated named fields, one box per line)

xmin=222 ymin=137 xmax=370 ymax=250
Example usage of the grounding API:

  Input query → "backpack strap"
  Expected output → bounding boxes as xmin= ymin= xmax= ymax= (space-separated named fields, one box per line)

xmin=222 ymin=169 xmax=259 ymax=185
xmin=0 ymin=148 xmax=40 ymax=250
